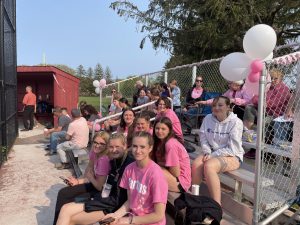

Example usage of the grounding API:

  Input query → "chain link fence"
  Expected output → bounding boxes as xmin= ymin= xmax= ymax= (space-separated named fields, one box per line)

xmin=0 ymin=0 xmax=17 ymax=167
xmin=253 ymin=45 xmax=300 ymax=224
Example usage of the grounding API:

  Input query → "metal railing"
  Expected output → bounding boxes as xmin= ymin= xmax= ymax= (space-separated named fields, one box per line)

xmin=91 ymin=99 xmax=173 ymax=137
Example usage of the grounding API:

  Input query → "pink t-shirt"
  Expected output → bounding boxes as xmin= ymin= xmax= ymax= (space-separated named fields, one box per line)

xmin=89 ymin=151 xmax=111 ymax=177
xmin=120 ymin=160 xmax=168 ymax=225
xmin=164 ymin=138 xmax=191 ymax=192
xmin=67 ymin=117 xmax=89 ymax=148
xmin=191 ymin=87 xmax=203 ymax=99
xmin=156 ymin=109 xmax=183 ymax=141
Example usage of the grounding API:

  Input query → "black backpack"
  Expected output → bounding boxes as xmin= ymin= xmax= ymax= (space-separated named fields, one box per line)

xmin=174 ymin=192 xmax=222 ymax=225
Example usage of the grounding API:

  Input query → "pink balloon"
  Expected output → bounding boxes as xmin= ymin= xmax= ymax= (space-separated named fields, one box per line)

xmin=244 ymin=72 xmax=271 ymax=96
xmin=248 ymin=72 xmax=260 ymax=83
xmin=250 ymin=59 xmax=263 ymax=73
xmin=99 ymin=79 xmax=106 ymax=88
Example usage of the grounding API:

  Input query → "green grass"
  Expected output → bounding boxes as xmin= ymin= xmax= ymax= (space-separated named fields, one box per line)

xmin=79 ymin=96 xmax=111 ymax=115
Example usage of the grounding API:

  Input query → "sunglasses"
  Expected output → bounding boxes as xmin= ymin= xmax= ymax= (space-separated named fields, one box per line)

xmin=93 ymin=141 xmax=106 ymax=146
xmin=196 ymin=80 xmax=203 ymax=82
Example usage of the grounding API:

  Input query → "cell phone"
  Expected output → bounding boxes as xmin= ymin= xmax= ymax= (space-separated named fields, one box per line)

xmin=59 ymin=176 xmax=71 ymax=186
xmin=99 ymin=217 xmax=115 ymax=225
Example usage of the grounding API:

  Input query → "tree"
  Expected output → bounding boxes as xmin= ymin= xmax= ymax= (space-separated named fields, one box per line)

xmin=87 ymin=67 xmax=94 ymax=78
xmin=76 ymin=65 xmax=86 ymax=77
xmin=104 ymin=66 xmax=113 ymax=84
xmin=94 ymin=63 xmax=104 ymax=80
xmin=110 ymin=0 xmax=300 ymax=68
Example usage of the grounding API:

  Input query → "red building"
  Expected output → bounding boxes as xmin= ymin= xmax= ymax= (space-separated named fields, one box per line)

xmin=17 ymin=66 xmax=80 ymax=125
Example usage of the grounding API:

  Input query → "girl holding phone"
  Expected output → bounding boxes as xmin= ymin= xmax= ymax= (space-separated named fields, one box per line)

xmin=54 ymin=131 xmax=110 ymax=225
xmin=101 ymin=131 xmax=168 ymax=225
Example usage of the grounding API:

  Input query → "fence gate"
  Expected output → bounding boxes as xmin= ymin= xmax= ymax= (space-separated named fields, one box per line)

xmin=0 ymin=0 xmax=17 ymax=167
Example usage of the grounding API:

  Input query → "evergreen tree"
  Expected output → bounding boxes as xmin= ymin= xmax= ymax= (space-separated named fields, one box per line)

xmin=87 ymin=67 xmax=94 ymax=78
xmin=104 ymin=66 xmax=113 ymax=84
xmin=94 ymin=63 xmax=104 ymax=80
xmin=76 ymin=65 xmax=86 ymax=77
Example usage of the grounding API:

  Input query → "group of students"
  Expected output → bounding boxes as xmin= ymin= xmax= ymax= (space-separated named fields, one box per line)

xmin=52 ymin=94 xmax=244 ymax=225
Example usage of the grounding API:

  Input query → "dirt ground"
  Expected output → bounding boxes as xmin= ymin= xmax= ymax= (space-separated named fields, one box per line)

xmin=0 ymin=126 xmax=72 ymax=225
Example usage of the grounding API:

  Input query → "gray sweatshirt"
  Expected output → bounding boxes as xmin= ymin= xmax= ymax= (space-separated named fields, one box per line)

xmin=199 ymin=112 xmax=244 ymax=161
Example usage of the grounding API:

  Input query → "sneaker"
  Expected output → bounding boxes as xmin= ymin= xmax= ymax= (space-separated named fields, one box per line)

xmin=45 ymin=152 xmax=56 ymax=156
xmin=244 ymin=148 xmax=256 ymax=159
xmin=20 ymin=128 xmax=29 ymax=131
xmin=56 ymin=163 xmax=71 ymax=170
xmin=44 ymin=147 xmax=51 ymax=151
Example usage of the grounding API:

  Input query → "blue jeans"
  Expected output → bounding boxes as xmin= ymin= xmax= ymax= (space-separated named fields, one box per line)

xmin=50 ymin=131 xmax=67 ymax=153
xmin=176 ymin=107 xmax=199 ymax=129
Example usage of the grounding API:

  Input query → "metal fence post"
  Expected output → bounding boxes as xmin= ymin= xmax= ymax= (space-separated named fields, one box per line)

xmin=192 ymin=65 xmax=197 ymax=86
xmin=253 ymin=66 xmax=267 ymax=225
xmin=117 ymin=82 xmax=120 ymax=92
xmin=164 ymin=71 xmax=168 ymax=84
xmin=145 ymin=74 xmax=149 ymax=87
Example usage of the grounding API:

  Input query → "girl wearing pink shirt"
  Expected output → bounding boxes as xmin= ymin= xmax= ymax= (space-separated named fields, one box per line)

xmin=54 ymin=131 xmax=110 ymax=225
xmin=153 ymin=117 xmax=191 ymax=193
xmin=155 ymin=96 xmax=183 ymax=142
xmin=134 ymin=114 xmax=153 ymax=135
xmin=101 ymin=131 xmax=168 ymax=225
xmin=117 ymin=109 xmax=136 ymax=147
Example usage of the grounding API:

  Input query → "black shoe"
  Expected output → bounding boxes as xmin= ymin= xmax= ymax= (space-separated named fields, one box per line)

xmin=45 ymin=152 xmax=57 ymax=156
xmin=20 ymin=128 xmax=29 ymax=131
xmin=45 ymin=147 xmax=51 ymax=151
xmin=57 ymin=163 xmax=71 ymax=170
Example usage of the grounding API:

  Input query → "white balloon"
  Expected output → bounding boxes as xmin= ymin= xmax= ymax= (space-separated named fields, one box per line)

xmin=93 ymin=80 xmax=100 ymax=88
xmin=219 ymin=52 xmax=252 ymax=81
xmin=263 ymin=52 xmax=273 ymax=61
xmin=243 ymin=24 xmax=277 ymax=60
xmin=95 ymin=87 xmax=100 ymax=94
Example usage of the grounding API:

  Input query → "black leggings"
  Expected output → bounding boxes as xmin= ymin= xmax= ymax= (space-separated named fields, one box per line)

xmin=53 ymin=183 xmax=98 ymax=225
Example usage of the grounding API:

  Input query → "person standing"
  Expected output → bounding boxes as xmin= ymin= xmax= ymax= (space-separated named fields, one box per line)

xmin=21 ymin=86 xmax=37 ymax=131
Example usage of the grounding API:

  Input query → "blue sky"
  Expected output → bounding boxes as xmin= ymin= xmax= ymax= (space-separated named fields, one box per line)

xmin=16 ymin=0 xmax=170 ymax=78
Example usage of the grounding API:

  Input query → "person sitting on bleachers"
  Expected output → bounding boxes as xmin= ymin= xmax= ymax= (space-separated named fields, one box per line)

xmin=82 ymin=105 xmax=100 ymax=132
xmin=147 ymin=87 xmax=160 ymax=116
xmin=55 ymin=109 xmax=89 ymax=170
xmin=199 ymin=80 xmax=252 ymax=120
xmin=132 ymin=80 xmax=147 ymax=107
xmin=104 ymin=93 xmax=123 ymax=132
xmin=134 ymin=113 xmax=153 ymax=134
xmin=192 ymin=96 xmax=244 ymax=205
xmin=119 ymin=97 xmax=131 ymax=111
xmin=101 ymin=131 xmax=168 ymax=225
xmin=136 ymin=89 xmax=149 ymax=106
xmin=169 ymin=79 xmax=181 ymax=111
xmin=175 ymin=75 xmax=207 ymax=134
xmin=156 ymin=96 xmax=183 ymax=142
xmin=53 ymin=131 xmax=110 ymax=225
xmin=117 ymin=109 xmax=135 ymax=147
xmin=56 ymin=133 xmax=134 ymax=225
xmin=44 ymin=106 xmax=72 ymax=156
xmin=152 ymin=117 xmax=191 ymax=193
xmin=244 ymin=69 xmax=291 ymax=159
